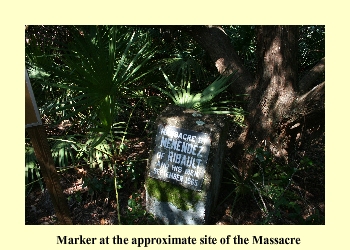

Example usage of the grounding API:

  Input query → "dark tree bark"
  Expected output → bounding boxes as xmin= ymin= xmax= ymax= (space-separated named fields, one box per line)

xmin=245 ymin=26 xmax=298 ymax=160
xmin=184 ymin=25 xmax=325 ymax=174
xmin=299 ymin=57 xmax=325 ymax=94
xmin=183 ymin=26 xmax=254 ymax=96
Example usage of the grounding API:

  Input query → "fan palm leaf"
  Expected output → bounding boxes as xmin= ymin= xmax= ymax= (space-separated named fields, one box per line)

xmin=26 ymin=25 xmax=155 ymax=147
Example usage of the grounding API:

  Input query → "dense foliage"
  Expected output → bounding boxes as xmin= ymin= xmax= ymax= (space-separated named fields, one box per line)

xmin=25 ymin=25 xmax=324 ymax=225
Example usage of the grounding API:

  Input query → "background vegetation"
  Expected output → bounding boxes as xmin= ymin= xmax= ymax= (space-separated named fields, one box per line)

xmin=25 ymin=25 xmax=324 ymax=225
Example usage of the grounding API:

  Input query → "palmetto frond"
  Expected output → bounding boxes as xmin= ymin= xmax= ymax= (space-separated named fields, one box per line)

xmin=27 ymin=26 xmax=155 ymax=147
xmin=156 ymin=69 xmax=246 ymax=119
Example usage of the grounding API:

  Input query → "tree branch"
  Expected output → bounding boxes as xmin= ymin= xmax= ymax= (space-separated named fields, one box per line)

xmin=287 ymin=81 xmax=325 ymax=126
xmin=182 ymin=26 xmax=254 ymax=96
xmin=299 ymin=57 xmax=325 ymax=94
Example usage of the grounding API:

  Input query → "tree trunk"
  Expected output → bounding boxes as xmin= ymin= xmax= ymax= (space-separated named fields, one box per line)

xmin=185 ymin=25 xmax=325 ymax=175
xmin=238 ymin=26 xmax=298 ymax=174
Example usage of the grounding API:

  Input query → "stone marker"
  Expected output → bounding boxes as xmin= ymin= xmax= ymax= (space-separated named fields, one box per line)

xmin=145 ymin=105 xmax=228 ymax=224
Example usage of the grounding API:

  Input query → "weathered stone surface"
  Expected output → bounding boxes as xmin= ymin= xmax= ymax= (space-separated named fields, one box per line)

xmin=145 ymin=105 xmax=228 ymax=224
xmin=148 ymin=124 xmax=211 ymax=191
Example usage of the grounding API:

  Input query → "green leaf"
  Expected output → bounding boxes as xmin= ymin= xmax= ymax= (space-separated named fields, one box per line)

xmin=156 ymin=69 xmax=243 ymax=118
xmin=27 ymin=25 xmax=155 ymax=148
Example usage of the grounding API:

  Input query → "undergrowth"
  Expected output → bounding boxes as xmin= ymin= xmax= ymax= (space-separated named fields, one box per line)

xmin=222 ymin=147 xmax=324 ymax=225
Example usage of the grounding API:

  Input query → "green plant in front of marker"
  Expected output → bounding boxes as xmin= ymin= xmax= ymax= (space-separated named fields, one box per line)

xmin=156 ymin=69 xmax=246 ymax=119
xmin=122 ymin=192 xmax=160 ymax=225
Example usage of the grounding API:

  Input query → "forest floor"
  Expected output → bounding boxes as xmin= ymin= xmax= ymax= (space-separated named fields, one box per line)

xmin=25 ymin=122 xmax=325 ymax=225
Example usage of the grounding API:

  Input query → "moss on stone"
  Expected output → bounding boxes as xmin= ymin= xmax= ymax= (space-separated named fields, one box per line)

xmin=145 ymin=178 xmax=202 ymax=211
